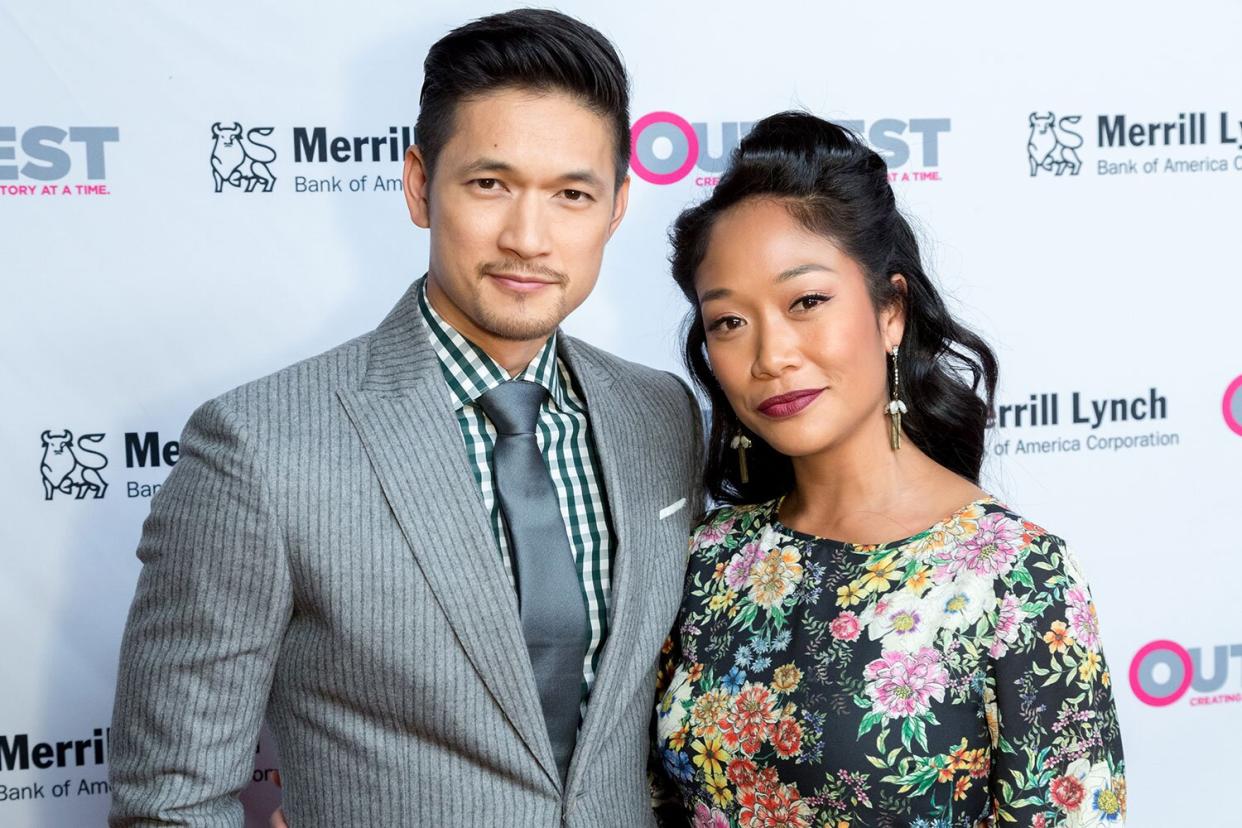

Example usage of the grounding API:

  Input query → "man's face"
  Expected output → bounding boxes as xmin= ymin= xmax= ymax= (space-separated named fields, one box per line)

xmin=404 ymin=88 xmax=629 ymax=346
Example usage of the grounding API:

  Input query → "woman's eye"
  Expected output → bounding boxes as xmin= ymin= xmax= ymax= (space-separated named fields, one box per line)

xmin=707 ymin=316 xmax=744 ymax=332
xmin=793 ymin=293 xmax=830 ymax=311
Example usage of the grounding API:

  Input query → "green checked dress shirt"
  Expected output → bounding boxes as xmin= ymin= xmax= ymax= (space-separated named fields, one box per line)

xmin=417 ymin=276 xmax=614 ymax=705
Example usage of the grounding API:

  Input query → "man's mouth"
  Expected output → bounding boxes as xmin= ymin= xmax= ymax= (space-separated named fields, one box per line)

xmin=485 ymin=271 xmax=560 ymax=294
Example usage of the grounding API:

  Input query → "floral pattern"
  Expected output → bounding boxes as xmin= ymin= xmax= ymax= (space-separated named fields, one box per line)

xmin=654 ymin=498 xmax=1125 ymax=827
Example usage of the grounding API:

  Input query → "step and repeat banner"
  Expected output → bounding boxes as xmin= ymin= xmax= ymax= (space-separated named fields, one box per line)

xmin=2 ymin=1 xmax=1239 ymax=825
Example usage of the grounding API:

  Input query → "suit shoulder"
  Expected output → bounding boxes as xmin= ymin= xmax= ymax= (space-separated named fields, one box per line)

xmin=178 ymin=332 xmax=373 ymax=452
xmin=562 ymin=336 xmax=696 ymax=408
xmin=207 ymin=333 xmax=371 ymax=418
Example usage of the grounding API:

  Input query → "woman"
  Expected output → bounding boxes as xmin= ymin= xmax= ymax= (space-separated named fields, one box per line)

xmin=653 ymin=113 xmax=1125 ymax=827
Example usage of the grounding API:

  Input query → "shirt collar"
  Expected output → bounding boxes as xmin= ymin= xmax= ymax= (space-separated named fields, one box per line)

xmin=417 ymin=275 xmax=565 ymax=412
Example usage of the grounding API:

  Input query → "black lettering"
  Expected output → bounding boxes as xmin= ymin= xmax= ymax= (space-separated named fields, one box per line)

xmin=293 ymin=127 xmax=327 ymax=162
xmin=1110 ymin=398 xmax=1129 ymax=423
xmin=1221 ymin=112 xmax=1238 ymax=145
xmin=32 ymin=742 xmax=53 ymax=769
xmin=1151 ymin=388 xmax=1167 ymax=419
xmin=329 ymin=137 xmax=350 ymax=162
xmin=77 ymin=778 xmax=110 ymax=795
xmin=125 ymin=431 xmax=160 ymax=467
xmin=1099 ymin=115 xmax=1125 ymax=146
xmin=1071 ymin=392 xmax=1090 ymax=424
xmin=0 ymin=734 xmax=29 ymax=771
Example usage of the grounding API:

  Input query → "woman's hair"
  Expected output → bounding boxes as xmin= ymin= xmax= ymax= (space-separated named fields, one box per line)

xmin=670 ymin=111 xmax=998 ymax=505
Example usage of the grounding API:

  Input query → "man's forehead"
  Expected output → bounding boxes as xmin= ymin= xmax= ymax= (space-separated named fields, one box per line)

xmin=442 ymin=89 xmax=616 ymax=176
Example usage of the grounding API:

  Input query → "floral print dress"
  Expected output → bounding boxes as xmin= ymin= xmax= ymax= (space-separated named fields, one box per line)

xmin=654 ymin=497 xmax=1125 ymax=828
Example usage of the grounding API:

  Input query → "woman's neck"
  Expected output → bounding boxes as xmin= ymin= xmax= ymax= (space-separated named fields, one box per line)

xmin=779 ymin=415 xmax=984 ymax=544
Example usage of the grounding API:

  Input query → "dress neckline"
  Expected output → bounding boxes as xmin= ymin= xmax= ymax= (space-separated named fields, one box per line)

xmin=767 ymin=494 xmax=998 ymax=550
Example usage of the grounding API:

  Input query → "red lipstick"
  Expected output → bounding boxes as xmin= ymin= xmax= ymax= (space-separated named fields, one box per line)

xmin=757 ymin=388 xmax=824 ymax=418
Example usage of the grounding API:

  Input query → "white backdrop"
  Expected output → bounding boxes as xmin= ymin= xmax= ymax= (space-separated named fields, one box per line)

xmin=2 ymin=1 xmax=1240 ymax=825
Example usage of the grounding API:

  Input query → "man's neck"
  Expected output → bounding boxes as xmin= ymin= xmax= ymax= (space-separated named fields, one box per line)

xmin=425 ymin=277 xmax=549 ymax=378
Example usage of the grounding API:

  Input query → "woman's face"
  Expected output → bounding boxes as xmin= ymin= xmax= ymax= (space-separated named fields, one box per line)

xmin=695 ymin=198 xmax=904 ymax=461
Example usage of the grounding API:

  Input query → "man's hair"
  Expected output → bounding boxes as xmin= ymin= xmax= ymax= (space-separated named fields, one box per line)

xmin=415 ymin=8 xmax=631 ymax=190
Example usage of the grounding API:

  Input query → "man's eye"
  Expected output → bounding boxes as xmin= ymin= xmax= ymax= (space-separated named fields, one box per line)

xmin=562 ymin=189 xmax=591 ymax=202
xmin=474 ymin=178 xmax=498 ymax=190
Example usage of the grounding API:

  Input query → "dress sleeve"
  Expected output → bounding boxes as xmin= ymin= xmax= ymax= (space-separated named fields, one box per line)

xmin=985 ymin=530 xmax=1126 ymax=827
xmin=650 ymin=634 xmax=690 ymax=827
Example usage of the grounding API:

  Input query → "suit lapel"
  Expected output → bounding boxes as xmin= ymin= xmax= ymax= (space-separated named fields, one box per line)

xmin=560 ymin=337 xmax=658 ymax=791
xmin=336 ymin=283 xmax=559 ymax=788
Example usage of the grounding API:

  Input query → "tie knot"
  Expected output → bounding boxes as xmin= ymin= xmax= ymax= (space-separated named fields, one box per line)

xmin=476 ymin=380 xmax=548 ymax=435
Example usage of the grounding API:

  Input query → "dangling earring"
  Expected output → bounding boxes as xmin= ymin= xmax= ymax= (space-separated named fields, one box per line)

xmin=730 ymin=431 xmax=753 ymax=484
xmin=885 ymin=346 xmax=908 ymax=450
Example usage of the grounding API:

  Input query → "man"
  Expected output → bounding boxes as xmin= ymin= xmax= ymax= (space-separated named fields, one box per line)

xmin=108 ymin=9 xmax=703 ymax=826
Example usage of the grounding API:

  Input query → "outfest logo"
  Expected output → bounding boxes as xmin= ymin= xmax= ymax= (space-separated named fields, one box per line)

xmin=1223 ymin=375 xmax=1242 ymax=436
xmin=1129 ymin=639 xmax=1242 ymax=708
xmin=0 ymin=125 xmax=119 ymax=197
xmin=629 ymin=111 xmax=950 ymax=187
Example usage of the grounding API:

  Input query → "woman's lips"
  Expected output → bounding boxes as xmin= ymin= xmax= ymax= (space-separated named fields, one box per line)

xmin=757 ymin=388 xmax=824 ymax=418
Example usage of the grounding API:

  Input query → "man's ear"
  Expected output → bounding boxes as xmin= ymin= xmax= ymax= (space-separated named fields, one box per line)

xmin=403 ymin=146 xmax=431 ymax=228
xmin=607 ymin=174 xmax=631 ymax=239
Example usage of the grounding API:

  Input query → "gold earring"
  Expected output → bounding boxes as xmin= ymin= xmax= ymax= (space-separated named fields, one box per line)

xmin=730 ymin=431 xmax=753 ymax=483
xmin=885 ymin=346 xmax=908 ymax=450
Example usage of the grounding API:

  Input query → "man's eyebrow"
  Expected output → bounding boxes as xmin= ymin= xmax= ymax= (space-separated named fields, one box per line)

xmin=699 ymin=263 xmax=836 ymax=304
xmin=559 ymin=169 xmax=605 ymax=190
xmin=459 ymin=157 xmax=514 ymax=176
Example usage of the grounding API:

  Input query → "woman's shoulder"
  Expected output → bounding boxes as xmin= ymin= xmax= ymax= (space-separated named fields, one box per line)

xmin=950 ymin=498 xmax=1092 ymax=595
xmin=688 ymin=499 xmax=781 ymax=557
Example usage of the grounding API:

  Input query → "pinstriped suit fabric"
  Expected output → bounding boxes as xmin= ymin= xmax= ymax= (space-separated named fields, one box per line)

xmin=108 ymin=282 xmax=705 ymax=827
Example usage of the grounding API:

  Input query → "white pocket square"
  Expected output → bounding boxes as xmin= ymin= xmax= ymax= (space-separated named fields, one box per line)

xmin=658 ymin=498 xmax=687 ymax=520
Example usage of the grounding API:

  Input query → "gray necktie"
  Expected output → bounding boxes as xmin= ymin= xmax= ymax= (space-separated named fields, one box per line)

xmin=476 ymin=379 xmax=588 ymax=784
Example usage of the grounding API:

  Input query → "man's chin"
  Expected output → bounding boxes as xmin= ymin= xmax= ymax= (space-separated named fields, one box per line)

xmin=473 ymin=305 xmax=563 ymax=343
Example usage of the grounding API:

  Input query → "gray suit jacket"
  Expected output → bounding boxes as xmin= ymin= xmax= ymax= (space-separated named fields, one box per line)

xmin=108 ymin=283 xmax=705 ymax=827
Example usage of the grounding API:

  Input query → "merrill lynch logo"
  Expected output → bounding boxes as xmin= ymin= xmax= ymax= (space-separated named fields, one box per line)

xmin=40 ymin=429 xmax=108 ymax=500
xmin=211 ymin=122 xmax=277 ymax=193
xmin=1027 ymin=112 xmax=1083 ymax=177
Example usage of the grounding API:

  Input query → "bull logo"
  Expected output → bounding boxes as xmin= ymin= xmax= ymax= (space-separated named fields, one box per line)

xmin=40 ymin=430 xmax=108 ymax=500
xmin=211 ymin=121 xmax=277 ymax=192
xmin=1028 ymin=112 xmax=1084 ymax=176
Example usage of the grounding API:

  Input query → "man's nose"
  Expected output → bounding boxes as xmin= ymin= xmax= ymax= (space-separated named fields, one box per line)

xmin=498 ymin=194 xmax=554 ymax=260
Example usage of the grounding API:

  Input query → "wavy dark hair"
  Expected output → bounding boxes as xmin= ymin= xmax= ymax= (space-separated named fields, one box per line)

xmin=671 ymin=112 xmax=998 ymax=505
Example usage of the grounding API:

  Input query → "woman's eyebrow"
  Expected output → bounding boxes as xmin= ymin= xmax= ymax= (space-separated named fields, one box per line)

xmin=776 ymin=263 xmax=835 ymax=282
xmin=700 ymin=263 xmax=836 ymax=304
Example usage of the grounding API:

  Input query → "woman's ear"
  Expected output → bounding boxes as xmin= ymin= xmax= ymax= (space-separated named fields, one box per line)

xmin=882 ymin=273 xmax=908 ymax=350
